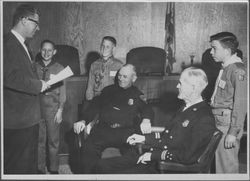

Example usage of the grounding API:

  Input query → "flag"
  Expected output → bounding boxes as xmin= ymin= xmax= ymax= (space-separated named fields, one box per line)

xmin=165 ymin=2 xmax=175 ymax=74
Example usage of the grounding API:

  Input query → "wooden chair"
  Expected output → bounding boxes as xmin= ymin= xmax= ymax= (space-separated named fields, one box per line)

xmin=126 ymin=46 xmax=166 ymax=76
xmin=157 ymin=130 xmax=223 ymax=173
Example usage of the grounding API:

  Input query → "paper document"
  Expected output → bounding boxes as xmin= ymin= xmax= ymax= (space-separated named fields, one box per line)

xmin=47 ymin=66 xmax=74 ymax=86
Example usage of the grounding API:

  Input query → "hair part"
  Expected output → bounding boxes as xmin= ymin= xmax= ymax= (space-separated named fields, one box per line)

xmin=210 ymin=32 xmax=239 ymax=55
xmin=12 ymin=4 xmax=40 ymax=27
xmin=40 ymin=39 xmax=56 ymax=49
xmin=102 ymin=36 xmax=117 ymax=46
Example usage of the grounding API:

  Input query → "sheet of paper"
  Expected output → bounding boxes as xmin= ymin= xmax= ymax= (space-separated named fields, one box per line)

xmin=47 ymin=66 xmax=74 ymax=86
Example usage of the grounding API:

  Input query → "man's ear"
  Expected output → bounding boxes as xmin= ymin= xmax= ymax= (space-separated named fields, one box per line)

xmin=132 ymin=75 xmax=137 ymax=83
xmin=112 ymin=46 xmax=116 ymax=55
xmin=53 ymin=49 xmax=57 ymax=56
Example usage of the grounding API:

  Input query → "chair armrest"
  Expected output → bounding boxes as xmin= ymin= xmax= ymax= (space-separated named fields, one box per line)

xmin=75 ymin=119 xmax=99 ymax=148
xmin=158 ymin=161 xmax=201 ymax=173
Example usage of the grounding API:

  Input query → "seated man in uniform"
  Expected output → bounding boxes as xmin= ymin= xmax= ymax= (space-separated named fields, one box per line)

xmin=73 ymin=64 xmax=154 ymax=174
xmin=95 ymin=67 xmax=217 ymax=174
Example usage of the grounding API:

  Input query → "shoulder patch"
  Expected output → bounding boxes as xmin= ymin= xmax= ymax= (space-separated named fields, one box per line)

xmin=235 ymin=69 xmax=246 ymax=81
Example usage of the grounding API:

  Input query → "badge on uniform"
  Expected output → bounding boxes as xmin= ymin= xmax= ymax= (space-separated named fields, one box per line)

xmin=109 ymin=71 xmax=117 ymax=77
xmin=239 ymin=74 xmax=245 ymax=81
xmin=218 ymin=80 xmax=226 ymax=89
xmin=128 ymin=99 xmax=134 ymax=105
xmin=182 ymin=120 xmax=189 ymax=127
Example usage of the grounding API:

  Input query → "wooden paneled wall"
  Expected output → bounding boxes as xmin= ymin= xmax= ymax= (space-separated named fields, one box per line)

xmin=174 ymin=2 xmax=248 ymax=72
xmin=3 ymin=2 xmax=247 ymax=74
xmin=3 ymin=2 xmax=166 ymax=74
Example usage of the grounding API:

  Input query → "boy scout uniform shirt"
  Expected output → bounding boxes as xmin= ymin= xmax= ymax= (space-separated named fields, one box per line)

xmin=144 ymin=101 xmax=216 ymax=164
xmin=86 ymin=56 xmax=124 ymax=100
xmin=83 ymin=84 xmax=154 ymax=129
xmin=211 ymin=54 xmax=247 ymax=136
xmin=35 ymin=59 xmax=66 ymax=117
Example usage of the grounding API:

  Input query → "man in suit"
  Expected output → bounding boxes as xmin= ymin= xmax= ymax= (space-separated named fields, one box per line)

xmin=4 ymin=4 xmax=50 ymax=174
xmin=95 ymin=67 xmax=217 ymax=174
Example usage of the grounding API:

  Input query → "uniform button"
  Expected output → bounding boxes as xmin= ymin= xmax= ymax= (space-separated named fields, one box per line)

xmin=159 ymin=140 xmax=162 ymax=143
xmin=170 ymin=158 xmax=172 ymax=160
xmin=164 ymin=146 xmax=167 ymax=149
xmin=165 ymin=130 xmax=169 ymax=133
xmin=150 ymin=148 xmax=153 ymax=151
xmin=170 ymin=136 xmax=173 ymax=139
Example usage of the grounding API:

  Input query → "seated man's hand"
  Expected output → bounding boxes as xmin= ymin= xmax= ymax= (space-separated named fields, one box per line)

xmin=127 ymin=134 xmax=145 ymax=145
xmin=137 ymin=152 xmax=152 ymax=164
xmin=140 ymin=118 xmax=152 ymax=134
xmin=73 ymin=120 xmax=86 ymax=134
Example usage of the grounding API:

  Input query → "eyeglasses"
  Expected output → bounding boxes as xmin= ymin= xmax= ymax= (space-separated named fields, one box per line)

xmin=27 ymin=18 xmax=39 ymax=27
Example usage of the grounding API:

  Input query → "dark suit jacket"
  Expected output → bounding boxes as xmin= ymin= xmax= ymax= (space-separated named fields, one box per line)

xmin=4 ymin=32 xmax=42 ymax=129
xmin=145 ymin=101 xmax=216 ymax=164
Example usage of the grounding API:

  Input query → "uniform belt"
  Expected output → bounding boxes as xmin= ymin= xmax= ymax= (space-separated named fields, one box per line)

xmin=99 ymin=122 xmax=132 ymax=129
xmin=212 ymin=108 xmax=231 ymax=116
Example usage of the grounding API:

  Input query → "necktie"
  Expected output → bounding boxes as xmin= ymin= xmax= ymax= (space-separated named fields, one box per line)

xmin=24 ymin=41 xmax=33 ymax=61
xmin=211 ymin=69 xmax=224 ymax=105
xmin=41 ymin=67 xmax=48 ymax=80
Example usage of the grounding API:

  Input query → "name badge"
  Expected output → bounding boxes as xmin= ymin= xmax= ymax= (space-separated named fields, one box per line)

xmin=49 ymin=74 xmax=55 ymax=79
xmin=109 ymin=71 xmax=117 ymax=77
xmin=218 ymin=80 xmax=226 ymax=89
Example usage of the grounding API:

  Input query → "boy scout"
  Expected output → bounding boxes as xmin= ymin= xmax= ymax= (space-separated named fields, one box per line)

xmin=85 ymin=36 xmax=124 ymax=100
xmin=36 ymin=40 xmax=66 ymax=174
xmin=210 ymin=32 xmax=247 ymax=173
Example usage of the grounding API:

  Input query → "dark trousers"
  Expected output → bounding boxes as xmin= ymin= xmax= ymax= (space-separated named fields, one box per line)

xmin=80 ymin=125 xmax=135 ymax=173
xmin=4 ymin=124 xmax=39 ymax=174
xmin=95 ymin=149 xmax=158 ymax=174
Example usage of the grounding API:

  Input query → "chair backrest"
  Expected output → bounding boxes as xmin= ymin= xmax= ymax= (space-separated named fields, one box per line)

xmin=54 ymin=45 xmax=80 ymax=75
xmin=36 ymin=45 xmax=80 ymax=75
xmin=197 ymin=130 xmax=222 ymax=171
xmin=126 ymin=47 xmax=166 ymax=76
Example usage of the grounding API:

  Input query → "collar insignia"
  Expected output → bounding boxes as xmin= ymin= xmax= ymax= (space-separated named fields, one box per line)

xmin=128 ymin=99 xmax=134 ymax=105
xmin=182 ymin=120 xmax=189 ymax=127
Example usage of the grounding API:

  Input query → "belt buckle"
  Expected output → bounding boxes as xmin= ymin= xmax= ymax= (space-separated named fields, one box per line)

xmin=110 ymin=123 xmax=121 ymax=128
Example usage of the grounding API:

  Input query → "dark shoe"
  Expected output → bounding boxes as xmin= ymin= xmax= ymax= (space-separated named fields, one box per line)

xmin=49 ymin=171 xmax=59 ymax=174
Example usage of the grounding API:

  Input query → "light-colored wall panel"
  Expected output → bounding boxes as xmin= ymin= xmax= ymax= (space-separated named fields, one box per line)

xmin=174 ymin=2 xmax=247 ymax=72
xmin=3 ymin=2 xmax=247 ymax=74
